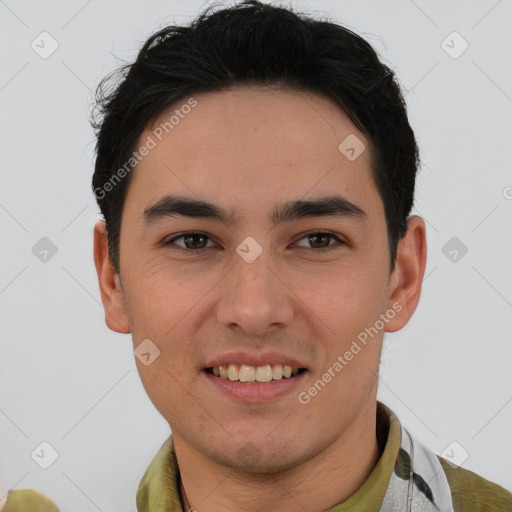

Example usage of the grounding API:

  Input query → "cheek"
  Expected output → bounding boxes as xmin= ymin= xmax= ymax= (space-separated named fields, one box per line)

xmin=135 ymin=359 xmax=191 ymax=420
xmin=123 ymin=262 xmax=200 ymax=336
xmin=301 ymin=259 xmax=388 ymax=337
xmin=123 ymin=264 xmax=212 ymax=370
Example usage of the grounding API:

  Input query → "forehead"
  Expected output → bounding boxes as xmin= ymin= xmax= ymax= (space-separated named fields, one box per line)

xmin=125 ymin=86 xmax=382 ymax=221
xmin=147 ymin=86 xmax=367 ymax=162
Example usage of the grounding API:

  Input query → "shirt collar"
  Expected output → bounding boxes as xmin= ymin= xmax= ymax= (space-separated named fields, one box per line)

xmin=136 ymin=401 xmax=402 ymax=512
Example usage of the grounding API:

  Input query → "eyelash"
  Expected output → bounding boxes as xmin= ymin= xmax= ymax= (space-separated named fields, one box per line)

xmin=164 ymin=230 xmax=345 ymax=254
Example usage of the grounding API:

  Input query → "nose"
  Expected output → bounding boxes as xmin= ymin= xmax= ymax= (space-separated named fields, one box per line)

xmin=215 ymin=247 xmax=294 ymax=337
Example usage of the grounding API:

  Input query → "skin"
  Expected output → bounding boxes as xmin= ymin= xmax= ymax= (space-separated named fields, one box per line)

xmin=94 ymin=86 xmax=426 ymax=512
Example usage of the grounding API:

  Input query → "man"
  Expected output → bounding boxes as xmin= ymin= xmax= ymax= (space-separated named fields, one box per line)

xmin=3 ymin=1 xmax=511 ymax=510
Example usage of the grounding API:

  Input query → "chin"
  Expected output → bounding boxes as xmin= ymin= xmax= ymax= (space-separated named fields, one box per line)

xmin=209 ymin=436 xmax=313 ymax=474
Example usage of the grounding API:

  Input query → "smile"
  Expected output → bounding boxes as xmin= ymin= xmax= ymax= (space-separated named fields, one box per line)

xmin=205 ymin=363 xmax=307 ymax=383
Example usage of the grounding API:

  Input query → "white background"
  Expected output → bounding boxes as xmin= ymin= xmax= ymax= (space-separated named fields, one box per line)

xmin=1 ymin=0 xmax=511 ymax=510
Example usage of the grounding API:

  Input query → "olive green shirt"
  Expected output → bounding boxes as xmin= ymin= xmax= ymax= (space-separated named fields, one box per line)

xmin=3 ymin=403 xmax=512 ymax=511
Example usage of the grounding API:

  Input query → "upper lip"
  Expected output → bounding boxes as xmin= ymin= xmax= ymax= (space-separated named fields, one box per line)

xmin=204 ymin=350 xmax=308 ymax=370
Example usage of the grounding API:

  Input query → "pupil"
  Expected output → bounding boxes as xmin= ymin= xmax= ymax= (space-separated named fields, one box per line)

xmin=186 ymin=234 xmax=206 ymax=249
xmin=310 ymin=233 xmax=329 ymax=248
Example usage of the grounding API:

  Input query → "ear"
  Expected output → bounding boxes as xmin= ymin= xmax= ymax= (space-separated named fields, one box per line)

xmin=93 ymin=220 xmax=131 ymax=334
xmin=384 ymin=215 xmax=427 ymax=333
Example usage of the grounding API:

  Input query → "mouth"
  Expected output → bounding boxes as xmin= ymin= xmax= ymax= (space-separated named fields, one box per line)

xmin=203 ymin=363 xmax=309 ymax=403
xmin=204 ymin=364 xmax=308 ymax=384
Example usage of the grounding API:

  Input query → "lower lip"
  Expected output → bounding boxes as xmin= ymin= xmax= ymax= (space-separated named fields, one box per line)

xmin=202 ymin=370 xmax=308 ymax=403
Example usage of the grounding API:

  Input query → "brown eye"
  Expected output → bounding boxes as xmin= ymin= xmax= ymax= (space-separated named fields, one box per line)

xmin=294 ymin=231 xmax=344 ymax=250
xmin=183 ymin=233 xmax=208 ymax=249
xmin=165 ymin=232 xmax=215 ymax=251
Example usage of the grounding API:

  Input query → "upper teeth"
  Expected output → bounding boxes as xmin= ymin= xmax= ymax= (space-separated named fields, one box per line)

xmin=212 ymin=364 xmax=300 ymax=382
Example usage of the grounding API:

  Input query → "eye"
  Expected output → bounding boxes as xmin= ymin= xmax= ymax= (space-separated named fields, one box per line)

xmin=164 ymin=230 xmax=345 ymax=253
xmin=293 ymin=231 xmax=345 ymax=250
xmin=164 ymin=231 xmax=216 ymax=252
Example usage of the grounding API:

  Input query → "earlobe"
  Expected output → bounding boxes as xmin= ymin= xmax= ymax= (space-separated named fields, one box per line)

xmin=93 ymin=220 xmax=131 ymax=334
xmin=384 ymin=215 xmax=427 ymax=333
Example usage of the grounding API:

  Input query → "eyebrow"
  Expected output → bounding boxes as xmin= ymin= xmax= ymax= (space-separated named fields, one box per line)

xmin=142 ymin=194 xmax=367 ymax=226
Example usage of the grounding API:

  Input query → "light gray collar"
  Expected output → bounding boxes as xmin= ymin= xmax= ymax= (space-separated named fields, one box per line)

xmin=380 ymin=423 xmax=454 ymax=512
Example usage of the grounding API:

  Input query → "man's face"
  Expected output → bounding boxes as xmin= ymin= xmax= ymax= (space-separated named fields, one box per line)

xmin=114 ymin=87 xmax=400 ymax=471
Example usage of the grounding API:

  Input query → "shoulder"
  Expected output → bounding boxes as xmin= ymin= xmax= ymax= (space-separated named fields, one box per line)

xmin=438 ymin=456 xmax=512 ymax=512
xmin=1 ymin=489 xmax=59 ymax=512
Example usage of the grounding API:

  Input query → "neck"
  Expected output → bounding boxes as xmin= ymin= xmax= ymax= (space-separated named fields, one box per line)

xmin=175 ymin=401 xmax=383 ymax=512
